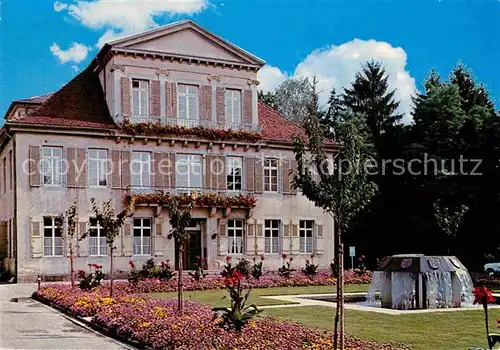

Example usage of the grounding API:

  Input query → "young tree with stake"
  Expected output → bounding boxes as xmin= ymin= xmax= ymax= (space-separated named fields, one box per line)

xmin=167 ymin=196 xmax=195 ymax=314
xmin=90 ymin=198 xmax=127 ymax=297
xmin=292 ymin=94 xmax=377 ymax=350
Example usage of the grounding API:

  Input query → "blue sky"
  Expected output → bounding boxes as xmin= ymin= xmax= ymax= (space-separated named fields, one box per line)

xmin=2 ymin=0 xmax=499 ymax=121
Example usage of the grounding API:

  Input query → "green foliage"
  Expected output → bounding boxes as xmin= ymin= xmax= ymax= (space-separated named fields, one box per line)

xmin=329 ymin=260 xmax=339 ymax=278
xmin=212 ymin=270 xmax=262 ymax=332
xmin=235 ymin=258 xmax=252 ymax=277
xmin=302 ymin=255 xmax=319 ymax=278
xmin=128 ymin=259 xmax=176 ymax=282
xmin=250 ymin=256 xmax=265 ymax=280
xmin=273 ymin=76 xmax=315 ymax=124
xmin=278 ymin=255 xmax=295 ymax=278
xmin=257 ymin=90 xmax=278 ymax=110
xmin=433 ymin=201 xmax=468 ymax=254
xmin=188 ymin=256 xmax=208 ymax=282
xmin=78 ymin=264 xmax=104 ymax=290
xmin=90 ymin=198 xmax=127 ymax=249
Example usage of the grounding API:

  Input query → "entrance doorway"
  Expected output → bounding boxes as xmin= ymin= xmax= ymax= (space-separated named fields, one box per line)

xmin=175 ymin=219 xmax=203 ymax=270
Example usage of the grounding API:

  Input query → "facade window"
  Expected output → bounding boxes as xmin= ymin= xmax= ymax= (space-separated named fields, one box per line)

xmin=264 ymin=158 xmax=279 ymax=192
xmin=131 ymin=79 xmax=149 ymax=117
xmin=264 ymin=219 xmax=281 ymax=254
xmin=133 ymin=218 xmax=151 ymax=255
xmin=227 ymin=157 xmax=243 ymax=191
xmin=225 ymin=89 xmax=241 ymax=123
xmin=227 ymin=219 xmax=244 ymax=254
xmin=41 ymin=147 xmax=63 ymax=186
xmin=88 ymin=149 xmax=108 ymax=187
xmin=299 ymin=220 xmax=314 ymax=253
xmin=43 ymin=216 xmax=63 ymax=257
xmin=176 ymin=154 xmax=202 ymax=192
xmin=177 ymin=84 xmax=199 ymax=122
xmin=131 ymin=152 xmax=151 ymax=187
xmin=89 ymin=218 xmax=107 ymax=256
xmin=2 ymin=157 xmax=6 ymax=194
xmin=9 ymin=150 xmax=12 ymax=190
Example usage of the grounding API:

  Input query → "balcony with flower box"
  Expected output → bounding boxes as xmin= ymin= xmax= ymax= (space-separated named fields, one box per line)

xmin=114 ymin=113 xmax=262 ymax=136
xmin=125 ymin=186 xmax=257 ymax=218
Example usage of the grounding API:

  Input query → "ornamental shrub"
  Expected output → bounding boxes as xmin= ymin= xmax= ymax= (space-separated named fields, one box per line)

xmin=78 ymin=264 xmax=104 ymax=290
xmin=278 ymin=253 xmax=295 ymax=278
xmin=302 ymin=254 xmax=319 ymax=278
xmin=188 ymin=256 xmax=208 ymax=282
xmin=250 ymin=255 xmax=265 ymax=280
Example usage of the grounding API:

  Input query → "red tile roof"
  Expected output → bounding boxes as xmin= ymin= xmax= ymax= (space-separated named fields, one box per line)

xmin=8 ymin=66 xmax=334 ymax=145
xmin=10 ymin=66 xmax=115 ymax=129
xmin=15 ymin=93 xmax=53 ymax=105
xmin=259 ymin=101 xmax=307 ymax=143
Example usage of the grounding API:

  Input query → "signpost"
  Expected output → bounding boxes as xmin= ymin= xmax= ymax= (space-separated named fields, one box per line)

xmin=349 ymin=246 xmax=356 ymax=270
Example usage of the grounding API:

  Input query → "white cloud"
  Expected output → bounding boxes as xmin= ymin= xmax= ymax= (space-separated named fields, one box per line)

xmin=258 ymin=39 xmax=417 ymax=123
xmin=95 ymin=29 xmax=129 ymax=49
xmin=257 ymin=65 xmax=289 ymax=93
xmin=53 ymin=1 xmax=68 ymax=12
xmin=55 ymin=0 xmax=209 ymax=48
xmin=50 ymin=42 xmax=91 ymax=64
xmin=71 ymin=65 xmax=80 ymax=72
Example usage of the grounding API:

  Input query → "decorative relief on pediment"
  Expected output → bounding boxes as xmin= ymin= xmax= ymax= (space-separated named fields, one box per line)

xmin=207 ymin=74 xmax=221 ymax=82
xmin=247 ymin=79 xmax=260 ymax=86
xmin=110 ymin=64 xmax=126 ymax=73
xmin=155 ymin=69 xmax=169 ymax=76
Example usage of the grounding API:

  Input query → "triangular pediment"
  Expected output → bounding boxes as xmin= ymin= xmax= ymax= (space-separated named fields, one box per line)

xmin=108 ymin=20 xmax=265 ymax=66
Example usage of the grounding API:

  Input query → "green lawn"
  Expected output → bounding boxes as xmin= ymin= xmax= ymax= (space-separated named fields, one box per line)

xmin=265 ymin=306 xmax=500 ymax=350
xmin=155 ymin=284 xmax=500 ymax=349
xmin=153 ymin=284 xmax=369 ymax=307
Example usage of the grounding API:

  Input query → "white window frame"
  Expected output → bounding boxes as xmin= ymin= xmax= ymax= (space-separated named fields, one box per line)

xmin=41 ymin=147 xmax=63 ymax=186
xmin=131 ymin=79 xmax=149 ymax=117
xmin=88 ymin=149 xmax=108 ymax=187
xmin=133 ymin=218 xmax=152 ymax=256
xmin=225 ymin=89 xmax=241 ymax=123
xmin=89 ymin=218 xmax=107 ymax=256
xmin=175 ymin=154 xmax=202 ymax=192
xmin=131 ymin=151 xmax=151 ymax=188
xmin=177 ymin=84 xmax=199 ymax=121
xmin=264 ymin=158 xmax=279 ymax=192
xmin=264 ymin=219 xmax=281 ymax=254
xmin=43 ymin=216 xmax=63 ymax=257
xmin=226 ymin=156 xmax=243 ymax=191
xmin=227 ymin=219 xmax=244 ymax=255
xmin=299 ymin=220 xmax=314 ymax=254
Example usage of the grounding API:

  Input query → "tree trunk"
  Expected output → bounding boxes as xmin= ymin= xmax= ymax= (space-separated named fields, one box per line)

xmin=110 ymin=245 xmax=114 ymax=297
xmin=177 ymin=240 xmax=184 ymax=314
xmin=339 ymin=242 xmax=345 ymax=350
xmin=483 ymin=302 xmax=490 ymax=349
xmin=69 ymin=243 xmax=75 ymax=288
xmin=333 ymin=226 xmax=340 ymax=349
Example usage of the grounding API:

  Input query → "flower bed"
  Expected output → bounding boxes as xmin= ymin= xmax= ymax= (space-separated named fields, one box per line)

xmin=33 ymin=286 xmax=406 ymax=349
xmin=116 ymin=270 xmax=372 ymax=294
xmin=470 ymin=273 xmax=500 ymax=288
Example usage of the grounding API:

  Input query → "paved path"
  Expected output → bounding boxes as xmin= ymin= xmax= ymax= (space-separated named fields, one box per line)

xmin=0 ymin=283 xmax=129 ymax=349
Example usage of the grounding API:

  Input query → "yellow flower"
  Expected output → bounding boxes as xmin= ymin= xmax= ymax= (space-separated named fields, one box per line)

xmin=139 ymin=322 xmax=150 ymax=328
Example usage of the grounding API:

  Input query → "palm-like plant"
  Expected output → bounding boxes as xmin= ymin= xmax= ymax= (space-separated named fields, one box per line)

xmin=213 ymin=270 xmax=262 ymax=332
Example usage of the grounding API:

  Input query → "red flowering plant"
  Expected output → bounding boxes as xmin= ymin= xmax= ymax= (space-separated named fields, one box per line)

xmin=118 ymin=121 xmax=263 ymax=143
xmin=250 ymin=255 xmax=265 ymax=280
xmin=158 ymin=259 xmax=175 ymax=281
xmin=220 ymin=256 xmax=236 ymax=278
xmin=188 ymin=256 xmax=208 ymax=282
xmin=302 ymin=254 xmax=319 ymax=278
xmin=278 ymin=253 xmax=295 ymax=278
xmin=78 ymin=264 xmax=104 ymax=290
xmin=127 ymin=260 xmax=141 ymax=283
xmin=125 ymin=191 xmax=257 ymax=209
xmin=212 ymin=270 xmax=262 ymax=332
xmin=473 ymin=286 xmax=498 ymax=349
xmin=355 ymin=255 xmax=367 ymax=276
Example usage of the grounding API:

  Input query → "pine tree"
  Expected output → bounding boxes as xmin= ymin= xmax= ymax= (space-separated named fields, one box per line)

xmin=342 ymin=61 xmax=401 ymax=147
xmin=319 ymin=87 xmax=344 ymax=139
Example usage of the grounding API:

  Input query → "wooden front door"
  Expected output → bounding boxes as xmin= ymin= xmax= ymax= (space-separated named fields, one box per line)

xmin=175 ymin=220 xmax=203 ymax=271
